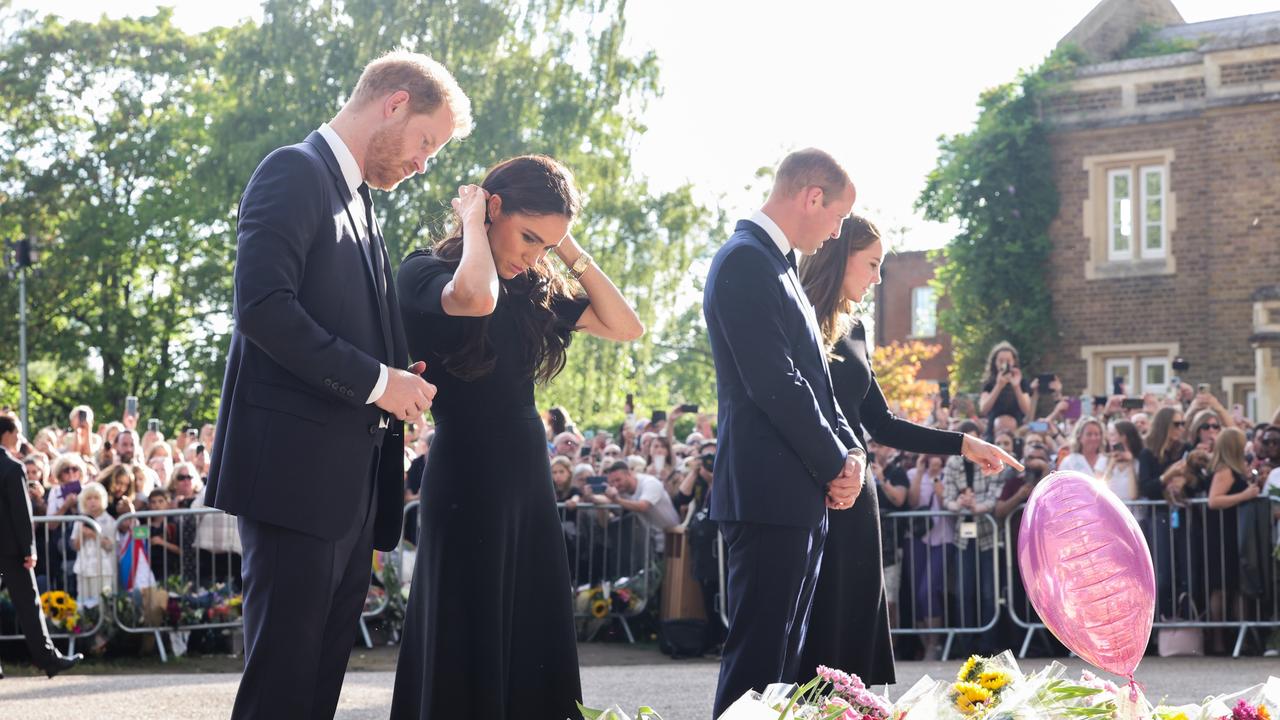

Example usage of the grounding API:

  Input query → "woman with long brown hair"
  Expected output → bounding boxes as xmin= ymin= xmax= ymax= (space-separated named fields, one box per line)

xmin=796 ymin=214 xmax=1017 ymax=682
xmin=391 ymin=155 xmax=641 ymax=719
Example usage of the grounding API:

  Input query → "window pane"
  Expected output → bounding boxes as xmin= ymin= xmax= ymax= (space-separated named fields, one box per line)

xmin=911 ymin=286 xmax=936 ymax=337
xmin=1109 ymin=170 xmax=1132 ymax=258
xmin=1140 ymin=167 xmax=1164 ymax=257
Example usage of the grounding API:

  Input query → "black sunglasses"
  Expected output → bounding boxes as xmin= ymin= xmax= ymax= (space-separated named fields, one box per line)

xmin=1171 ymin=421 xmax=1186 ymax=427
xmin=175 ymin=474 xmax=193 ymax=481
xmin=1202 ymin=423 xmax=1222 ymax=431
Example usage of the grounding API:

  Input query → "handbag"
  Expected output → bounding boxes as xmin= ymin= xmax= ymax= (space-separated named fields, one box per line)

xmin=1156 ymin=592 xmax=1204 ymax=657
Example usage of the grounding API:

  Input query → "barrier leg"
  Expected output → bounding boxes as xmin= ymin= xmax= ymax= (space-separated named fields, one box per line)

xmin=1232 ymin=626 xmax=1246 ymax=658
xmin=359 ymin=617 xmax=373 ymax=649
xmin=941 ymin=631 xmax=955 ymax=661
xmin=155 ymin=631 xmax=168 ymax=663
xmin=1019 ymin=628 xmax=1033 ymax=659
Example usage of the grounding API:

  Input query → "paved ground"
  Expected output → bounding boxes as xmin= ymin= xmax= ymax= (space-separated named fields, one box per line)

xmin=1 ymin=645 xmax=1276 ymax=719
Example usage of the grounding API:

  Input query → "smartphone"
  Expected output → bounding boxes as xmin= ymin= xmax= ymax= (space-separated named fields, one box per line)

xmin=1112 ymin=377 xmax=1125 ymax=396
xmin=1197 ymin=382 xmax=1211 ymax=394
xmin=1064 ymin=397 xmax=1082 ymax=421
xmin=938 ymin=380 xmax=951 ymax=409
xmin=1027 ymin=420 xmax=1050 ymax=433
xmin=678 ymin=403 xmax=699 ymax=414
xmin=579 ymin=446 xmax=592 ymax=459
xmin=1121 ymin=397 xmax=1144 ymax=410
xmin=587 ymin=475 xmax=608 ymax=493
xmin=125 ymin=395 xmax=139 ymax=418
xmin=1093 ymin=395 xmax=1108 ymax=408
xmin=186 ymin=428 xmax=199 ymax=438
xmin=61 ymin=479 xmax=82 ymax=497
xmin=1037 ymin=373 xmax=1054 ymax=390
xmin=147 ymin=418 xmax=161 ymax=433
xmin=77 ymin=409 xmax=88 ymax=425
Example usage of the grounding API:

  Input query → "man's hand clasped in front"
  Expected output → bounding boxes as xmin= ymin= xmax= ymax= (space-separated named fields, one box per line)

xmin=375 ymin=360 xmax=437 ymax=422
xmin=826 ymin=448 xmax=866 ymax=511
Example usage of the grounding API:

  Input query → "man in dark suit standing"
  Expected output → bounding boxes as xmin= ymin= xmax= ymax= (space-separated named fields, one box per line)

xmin=705 ymin=149 xmax=865 ymax=717
xmin=0 ymin=412 xmax=82 ymax=679
xmin=206 ymin=52 xmax=472 ymax=719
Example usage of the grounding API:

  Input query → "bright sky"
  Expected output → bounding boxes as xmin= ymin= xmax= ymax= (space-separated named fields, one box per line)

xmin=14 ymin=0 xmax=1279 ymax=250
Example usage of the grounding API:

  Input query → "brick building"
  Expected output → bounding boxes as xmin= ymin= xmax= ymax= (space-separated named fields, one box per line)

xmin=1039 ymin=0 xmax=1280 ymax=421
xmin=873 ymin=250 xmax=952 ymax=383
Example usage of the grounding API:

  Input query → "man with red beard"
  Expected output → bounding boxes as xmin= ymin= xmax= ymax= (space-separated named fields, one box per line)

xmin=206 ymin=51 xmax=472 ymax=720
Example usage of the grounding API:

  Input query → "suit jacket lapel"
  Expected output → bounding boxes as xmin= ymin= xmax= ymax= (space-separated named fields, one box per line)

xmin=305 ymin=133 xmax=383 ymax=301
xmin=739 ymin=220 xmax=844 ymax=425
xmin=306 ymin=132 xmax=393 ymax=364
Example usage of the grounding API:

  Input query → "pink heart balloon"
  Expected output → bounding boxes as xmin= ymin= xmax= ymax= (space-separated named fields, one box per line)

xmin=1018 ymin=470 xmax=1155 ymax=678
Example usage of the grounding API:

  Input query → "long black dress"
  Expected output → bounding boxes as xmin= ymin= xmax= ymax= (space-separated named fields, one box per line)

xmin=391 ymin=252 xmax=588 ymax=720
xmin=797 ymin=322 xmax=963 ymax=684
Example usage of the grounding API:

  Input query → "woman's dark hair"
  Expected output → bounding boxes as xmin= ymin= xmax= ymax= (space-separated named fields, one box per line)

xmin=427 ymin=155 xmax=583 ymax=384
xmin=1145 ymin=406 xmax=1183 ymax=463
xmin=797 ymin=214 xmax=882 ymax=354
xmin=957 ymin=420 xmax=982 ymax=436
xmin=1113 ymin=420 xmax=1143 ymax=456
xmin=547 ymin=406 xmax=571 ymax=436
xmin=981 ymin=341 xmax=1021 ymax=388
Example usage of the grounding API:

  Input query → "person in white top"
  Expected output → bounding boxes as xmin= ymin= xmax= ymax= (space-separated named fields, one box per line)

xmin=592 ymin=460 xmax=680 ymax=552
xmin=1059 ymin=416 xmax=1107 ymax=478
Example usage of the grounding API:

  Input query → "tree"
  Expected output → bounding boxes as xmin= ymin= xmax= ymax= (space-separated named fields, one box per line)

xmin=871 ymin=340 xmax=941 ymax=424
xmin=0 ymin=0 xmax=719 ymax=432
xmin=0 ymin=7 xmax=230 ymax=429
xmin=915 ymin=48 xmax=1082 ymax=391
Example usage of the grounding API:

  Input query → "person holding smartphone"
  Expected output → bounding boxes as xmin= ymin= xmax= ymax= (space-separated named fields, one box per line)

xmin=978 ymin=342 xmax=1034 ymax=436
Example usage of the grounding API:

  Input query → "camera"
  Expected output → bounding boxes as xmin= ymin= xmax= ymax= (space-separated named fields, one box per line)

xmin=1171 ymin=357 xmax=1190 ymax=373
xmin=999 ymin=362 xmax=1011 ymax=375
xmin=700 ymin=453 xmax=716 ymax=472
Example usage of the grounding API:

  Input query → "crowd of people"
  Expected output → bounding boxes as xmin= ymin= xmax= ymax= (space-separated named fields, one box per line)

xmin=9 ymin=407 xmax=242 ymax=623
xmin=7 ymin=334 xmax=1280 ymax=664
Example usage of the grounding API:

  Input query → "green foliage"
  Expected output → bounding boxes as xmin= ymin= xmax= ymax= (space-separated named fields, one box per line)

xmin=915 ymin=48 xmax=1081 ymax=391
xmin=0 ymin=0 xmax=718 ymax=431
xmin=1119 ymin=24 xmax=1200 ymax=60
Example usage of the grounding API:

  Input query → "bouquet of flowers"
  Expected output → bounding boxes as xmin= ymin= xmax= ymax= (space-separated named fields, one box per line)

xmin=714 ymin=665 xmax=891 ymax=720
xmin=39 ymin=590 xmax=82 ymax=633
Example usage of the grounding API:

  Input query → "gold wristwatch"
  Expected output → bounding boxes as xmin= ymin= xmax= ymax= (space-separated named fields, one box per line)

xmin=568 ymin=252 xmax=593 ymax=279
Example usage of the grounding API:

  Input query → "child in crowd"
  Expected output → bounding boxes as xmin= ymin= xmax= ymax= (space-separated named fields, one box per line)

xmin=71 ymin=482 xmax=116 ymax=608
xmin=148 ymin=489 xmax=182 ymax=582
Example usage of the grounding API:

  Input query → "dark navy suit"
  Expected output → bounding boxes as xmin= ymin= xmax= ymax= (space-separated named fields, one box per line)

xmin=207 ymin=131 xmax=408 ymax=719
xmin=0 ymin=447 xmax=59 ymax=673
xmin=704 ymin=219 xmax=860 ymax=717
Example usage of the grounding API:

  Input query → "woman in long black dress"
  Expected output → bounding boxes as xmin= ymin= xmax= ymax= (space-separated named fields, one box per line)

xmin=796 ymin=214 xmax=1018 ymax=684
xmin=390 ymin=155 xmax=642 ymax=719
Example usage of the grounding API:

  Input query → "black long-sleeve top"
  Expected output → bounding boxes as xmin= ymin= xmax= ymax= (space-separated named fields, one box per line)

xmin=829 ymin=322 xmax=964 ymax=456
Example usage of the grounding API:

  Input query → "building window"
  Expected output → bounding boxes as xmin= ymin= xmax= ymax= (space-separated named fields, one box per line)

xmin=1082 ymin=149 xmax=1177 ymax=279
xmin=1080 ymin=342 xmax=1180 ymax=396
xmin=910 ymin=286 xmax=937 ymax=338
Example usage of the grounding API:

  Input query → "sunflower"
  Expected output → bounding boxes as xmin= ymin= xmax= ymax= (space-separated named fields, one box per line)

xmin=1259 ymin=706 xmax=1271 ymax=720
xmin=978 ymin=670 xmax=1010 ymax=692
xmin=957 ymin=655 xmax=981 ymax=681
xmin=952 ymin=681 xmax=992 ymax=715
xmin=590 ymin=598 xmax=610 ymax=618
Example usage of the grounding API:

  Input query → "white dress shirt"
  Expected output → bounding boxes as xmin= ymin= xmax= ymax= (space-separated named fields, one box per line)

xmin=316 ymin=123 xmax=388 ymax=404
xmin=749 ymin=209 xmax=793 ymax=263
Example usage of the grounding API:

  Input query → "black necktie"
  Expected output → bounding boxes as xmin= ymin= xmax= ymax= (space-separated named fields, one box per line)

xmin=356 ymin=183 xmax=385 ymax=296
xmin=786 ymin=250 xmax=798 ymax=273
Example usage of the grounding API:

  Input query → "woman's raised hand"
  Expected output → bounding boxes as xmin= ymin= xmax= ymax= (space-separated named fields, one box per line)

xmin=452 ymin=184 xmax=489 ymax=231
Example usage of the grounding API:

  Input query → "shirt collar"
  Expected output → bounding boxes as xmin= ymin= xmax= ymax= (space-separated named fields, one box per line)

xmin=317 ymin=123 xmax=363 ymax=198
xmin=749 ymin=209 xmax=792 ymax=261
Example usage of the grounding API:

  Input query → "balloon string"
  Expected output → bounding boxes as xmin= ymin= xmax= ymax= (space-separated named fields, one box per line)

xmin=1126 ymin=675 xmax=1146 ymax=703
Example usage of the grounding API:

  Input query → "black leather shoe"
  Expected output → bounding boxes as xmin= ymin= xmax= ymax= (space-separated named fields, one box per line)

xmin=44 ymin=653 xmax=82 ymax=679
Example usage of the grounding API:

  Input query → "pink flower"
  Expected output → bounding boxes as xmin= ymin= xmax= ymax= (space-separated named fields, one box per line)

xmin=1230 ymin=699 xmax=1263 ymax=720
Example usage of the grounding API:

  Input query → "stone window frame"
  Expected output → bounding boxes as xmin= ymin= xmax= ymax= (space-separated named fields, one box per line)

xmin=1220 ymin=375 xmax=1256 ymax=419
xmin=1082 ymin=149 xmax=1178 ymax=280
xmin=909 ymin=285 xmax=937 ymax=339
xmin=1080 ymin=342 xmax=1180 ymax=396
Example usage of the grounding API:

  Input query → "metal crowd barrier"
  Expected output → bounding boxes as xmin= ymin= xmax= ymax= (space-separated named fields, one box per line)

xmin=112 ymin=507 xmax=243 ymax=662
xmin=715 ymin=510 xmax=1003 ymax=661
xmin=390 ymin=499 xmax=659 ymax=644
xmin=0 ymin=515 xmax=109 ymax=654
xmin=1004 ymin=496 xmax=1280 ymax=659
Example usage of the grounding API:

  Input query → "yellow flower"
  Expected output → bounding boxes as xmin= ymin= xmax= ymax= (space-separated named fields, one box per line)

xmin=957 ymin=655 xmax=981 ymax=681
xmin=953 ymin=681 xmax=993 ymax=713
xmin=1259 ymin=706 xmax=1271 ymax=720
xmin=978 ymin=670 xmax=1010 ymax=691
xmin=590 ymin=598 xmax=610 ymax=618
